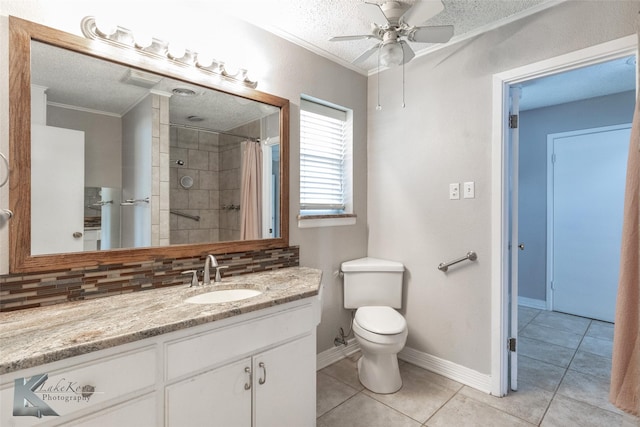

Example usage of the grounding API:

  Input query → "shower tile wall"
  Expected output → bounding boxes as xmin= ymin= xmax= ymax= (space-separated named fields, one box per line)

xmin=152 ymin=94 xmax=171 ymax=247
xmin=170 ymin=127 xmax=222 ymax=244
xmin=169 ymin=120 xmax=260 ymax=244
xmin=219 ymin=137 xmax=241 ymax=241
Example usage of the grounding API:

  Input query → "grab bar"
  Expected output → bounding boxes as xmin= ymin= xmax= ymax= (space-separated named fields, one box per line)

xmin=170 ymin=210 xmax=200 ymax=222
xmin=438 ymin=251 xmax=477 ymax=272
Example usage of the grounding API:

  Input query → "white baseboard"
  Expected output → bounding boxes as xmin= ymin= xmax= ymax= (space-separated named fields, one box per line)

xmin=399 ymin=346 xmax=492 ymax=394
xmin=518 ymin=296 xmax=547 ymax=310
xmin=316 ymin=338 xmax=359 ymax=370
xmin=317 ymin=342 xmax=492 ymax=394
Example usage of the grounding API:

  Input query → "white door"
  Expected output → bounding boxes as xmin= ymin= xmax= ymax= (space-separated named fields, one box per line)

xmin=548 ymin=124 xmax=630 ymax=322
xmin=254 ymin=334 xmax=316 ymax=427
xmin=507 ymin=86 xmax=521 ymax=391
xmin=31 ymin=124 xmax=85 ymax=255
xmin=165 ymin=357 xmax=252 ymax=426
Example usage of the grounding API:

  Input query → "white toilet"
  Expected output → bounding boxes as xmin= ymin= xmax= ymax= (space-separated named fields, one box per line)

xmin=341 ymin=257 xmax=407 ymax=394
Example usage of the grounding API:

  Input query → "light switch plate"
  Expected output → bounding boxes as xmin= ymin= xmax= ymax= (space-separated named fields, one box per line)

xmin=449 ymin=183 xmax=460 ymax=200
xmin=464 ymin=181 xmax=475 ymax=199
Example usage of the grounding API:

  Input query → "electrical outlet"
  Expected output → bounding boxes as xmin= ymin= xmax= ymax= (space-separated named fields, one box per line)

xmin=464 ymin=182 xmax=475 ymax=199
xmin=449 ymin=183 xmax=460 ymax=200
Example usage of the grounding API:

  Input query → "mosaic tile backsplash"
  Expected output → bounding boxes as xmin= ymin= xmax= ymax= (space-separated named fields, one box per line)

xmin=0 ymin=246 xmax=299 ymax=312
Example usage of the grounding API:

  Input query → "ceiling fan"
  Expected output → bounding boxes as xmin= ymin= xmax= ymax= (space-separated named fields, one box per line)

xmin=330 ymin=0 xmax=454 ymax=67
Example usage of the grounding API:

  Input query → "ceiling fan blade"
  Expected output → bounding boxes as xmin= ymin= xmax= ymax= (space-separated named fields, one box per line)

xmin=399 ymin=41 xmax=415 ymax=65
xmin=400 ymin=0 xmax=444 ymax=27
xmin=329 ymin=34 xmax=377 ymax=42
xmin=410 ymin=25 xmax=454 ymax=43
xmin=361 ymin=2 xmax=390 ymax=25
xmin=353 ymin=44 xmax=381 ymax=65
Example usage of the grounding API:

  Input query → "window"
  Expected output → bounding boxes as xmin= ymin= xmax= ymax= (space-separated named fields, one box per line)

xmin=299 ymin=97 xmax=354 ymax=226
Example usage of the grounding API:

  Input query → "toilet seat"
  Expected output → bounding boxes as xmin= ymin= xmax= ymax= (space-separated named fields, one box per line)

xmin=355 ymin=306 xmax=406 ymax=334
xmin=353 ymin=306 xmax=407 ymax=345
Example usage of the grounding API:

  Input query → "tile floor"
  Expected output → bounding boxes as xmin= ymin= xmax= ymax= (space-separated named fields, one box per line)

xmin=317 ymin=306 xmax=639 ymax=426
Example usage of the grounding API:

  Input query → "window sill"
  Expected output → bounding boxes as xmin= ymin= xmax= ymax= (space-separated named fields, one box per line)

xmin=297 ymin=213 xmax=357 ymax=229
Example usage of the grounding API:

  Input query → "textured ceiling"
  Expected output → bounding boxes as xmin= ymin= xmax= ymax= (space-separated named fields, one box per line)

xmin=216 ymin=0 xmax=560 ymax=74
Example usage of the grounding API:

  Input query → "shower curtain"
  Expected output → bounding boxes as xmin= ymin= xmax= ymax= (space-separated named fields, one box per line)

xmin=240 ymin=140 xmax=262 ymax=240
xmin=609 ymin=36 xmax=640 ymax=416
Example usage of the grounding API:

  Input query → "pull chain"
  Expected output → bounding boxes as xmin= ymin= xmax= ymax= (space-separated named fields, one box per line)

xmin=401 ymin=45 xmax=406 ymax=108
xmin=376 ymin=47 xmax=382 ymax=111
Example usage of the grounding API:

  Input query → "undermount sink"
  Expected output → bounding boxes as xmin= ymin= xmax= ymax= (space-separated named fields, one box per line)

xmin=185 ymin=288 xmax=262 ymax=304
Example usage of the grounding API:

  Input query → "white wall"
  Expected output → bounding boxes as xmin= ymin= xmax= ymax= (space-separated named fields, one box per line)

xmin=518 ymin=90 xmax=636 ymax=302
xmin=0 ymin=0 xmax=368 ymax=354
xmin=47 ymin=105 xmax=122 ymax=189
xmin=121 ymin=96 xmax=152 ymax=248
xmin=367 ymin=1 xmax=638 ymax=375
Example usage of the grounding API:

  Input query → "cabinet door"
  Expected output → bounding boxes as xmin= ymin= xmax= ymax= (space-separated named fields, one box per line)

xmin=166 ymin=358 xmax=252 ymax=427
xmin=254 ymin=334 xmax=316 ymax=427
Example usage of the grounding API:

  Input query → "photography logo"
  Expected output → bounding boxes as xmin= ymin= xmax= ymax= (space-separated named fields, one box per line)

xmin=13 ymin=374 xmax=59 ymax=418
xmin=13 ymin=373 xmax=95 ymax=418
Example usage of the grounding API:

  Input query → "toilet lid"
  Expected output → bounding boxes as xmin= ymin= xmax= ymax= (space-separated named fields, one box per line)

xmin=355 ymin=306 xmax=406 ymax=335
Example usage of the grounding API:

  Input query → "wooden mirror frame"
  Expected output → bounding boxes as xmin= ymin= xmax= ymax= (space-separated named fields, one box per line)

xmin=8 ymin=16 xmax=290 ymax=273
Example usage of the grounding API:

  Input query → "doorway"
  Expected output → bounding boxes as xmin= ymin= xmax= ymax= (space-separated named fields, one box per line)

xmin=490 ymin=34 xmax=637 ymax=396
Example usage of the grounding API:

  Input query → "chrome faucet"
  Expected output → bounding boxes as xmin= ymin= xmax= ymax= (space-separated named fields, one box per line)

xmin=203 ymin=254 xmax=218 ymax=285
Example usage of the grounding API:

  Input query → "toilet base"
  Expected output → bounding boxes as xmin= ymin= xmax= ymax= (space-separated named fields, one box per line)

xmin=357 ymin=352 xmax=402 ymax=394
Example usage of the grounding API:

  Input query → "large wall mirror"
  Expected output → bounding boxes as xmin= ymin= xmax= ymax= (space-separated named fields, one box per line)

xmin=8 ymin=16 xmax=290 ymax=273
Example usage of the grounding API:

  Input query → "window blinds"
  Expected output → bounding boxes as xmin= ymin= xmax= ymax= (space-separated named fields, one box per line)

xmin=300 ymin=99 xmax=347 ymax=212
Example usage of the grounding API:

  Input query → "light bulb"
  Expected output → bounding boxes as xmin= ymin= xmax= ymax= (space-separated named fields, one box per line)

xmin=196 ymin=53 xmax=214 ymax=68
xmin=380 ymin=42 xmax=404 ymax=67
xmin=222 ymin=63 xmax=239 ymax=77
xmin=167 ymin=42 xmax=186 ymax=60
xmin=133 ymin=32 xmax=152 ymax=49
xmin=94 ymin=16 xmax=117 ymax=37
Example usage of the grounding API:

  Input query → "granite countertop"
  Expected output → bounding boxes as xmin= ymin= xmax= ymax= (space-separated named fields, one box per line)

xmin=0 ymin=267 xmax=322 ymax=375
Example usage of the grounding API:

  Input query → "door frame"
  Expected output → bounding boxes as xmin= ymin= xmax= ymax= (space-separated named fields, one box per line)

xmin=490 ymin=34 xmax=637 ymax=396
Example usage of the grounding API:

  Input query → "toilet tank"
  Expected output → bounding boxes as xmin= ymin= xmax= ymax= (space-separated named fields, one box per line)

xmin=341 ymin=257 xmax=404 ymax=309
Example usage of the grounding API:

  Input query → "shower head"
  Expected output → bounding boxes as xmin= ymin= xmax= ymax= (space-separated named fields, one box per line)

xmin=175 ymin=160 xmax=185 ymax=166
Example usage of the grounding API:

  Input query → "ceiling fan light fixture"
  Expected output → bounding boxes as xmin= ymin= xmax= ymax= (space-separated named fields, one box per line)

xmin=380 ymin=41 xmax=404 ymax=67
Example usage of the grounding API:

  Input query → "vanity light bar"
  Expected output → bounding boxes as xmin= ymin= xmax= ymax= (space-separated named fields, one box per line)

xmin=80 ymin=16 xmax=258 ymax=89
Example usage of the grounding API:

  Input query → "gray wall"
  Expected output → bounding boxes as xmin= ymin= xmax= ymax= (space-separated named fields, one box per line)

xmin=0 ymin=1 xmax=368 ymax=354
xmin=367 ymin=1 xmax=638 ymax=375
xmin=518 ymin=90 xmax=636 ymax=302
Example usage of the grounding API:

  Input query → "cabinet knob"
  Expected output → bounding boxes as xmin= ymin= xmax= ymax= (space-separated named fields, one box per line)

xmin=244 ymin=367 xmax=252 ymax=390
xmin=258 ymin=362 xmax=266 ymax=385
xmin=73 ymin=231 xmax=83 ymax=238
xmin=81 ymin=384 xmax=95 ymax=398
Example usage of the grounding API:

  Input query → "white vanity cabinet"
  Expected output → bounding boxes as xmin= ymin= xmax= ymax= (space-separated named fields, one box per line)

xmin=1 ymin=295 xmax=319 ymax=427
xmin=166 ymin=334 xmax=315 ymax=427
xmin=164 ymin=300 xmax=317 ymax=427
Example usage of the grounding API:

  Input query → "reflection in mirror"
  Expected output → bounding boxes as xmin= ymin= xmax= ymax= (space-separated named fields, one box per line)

xmin=30 ymin=41 xmax=281 ymax=256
